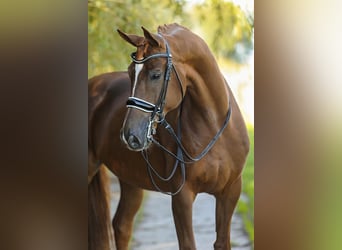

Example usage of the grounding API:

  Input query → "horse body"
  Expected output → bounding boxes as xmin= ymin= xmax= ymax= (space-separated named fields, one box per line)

xmin=89 ymin=23 xmax=249 ymax=250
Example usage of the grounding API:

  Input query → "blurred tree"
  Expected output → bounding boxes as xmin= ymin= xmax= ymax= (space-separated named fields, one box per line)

xmin=88 ymin=0 xmax=187 ymax=77
xmin=193 ymin=0 xmax=253 ymax=62
xmin=88 ymin=0 xmax=254 ymax=77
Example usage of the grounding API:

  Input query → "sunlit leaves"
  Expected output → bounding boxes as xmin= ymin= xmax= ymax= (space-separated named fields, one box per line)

xmin=88 ymin=0 xmax=187 ymax=77
xmin=194 ymin=0 xmax=253 ymax=62
xmin=88 ymin=0 xmax=254 ymax=77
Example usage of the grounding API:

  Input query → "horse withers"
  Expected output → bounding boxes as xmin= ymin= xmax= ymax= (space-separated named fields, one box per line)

xmin=88 ymin=23 xmax=250 ymax=250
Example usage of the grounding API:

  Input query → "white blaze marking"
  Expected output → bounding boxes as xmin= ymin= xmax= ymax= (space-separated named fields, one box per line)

xmin=122 ymin=63 xmax=144 ymax=133
xmin=132 ymin=63 xmax=143 ymax=96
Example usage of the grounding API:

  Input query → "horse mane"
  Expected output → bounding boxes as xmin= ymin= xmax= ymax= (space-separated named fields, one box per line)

xmin=157 ymin=23 xmax=190 ymax=35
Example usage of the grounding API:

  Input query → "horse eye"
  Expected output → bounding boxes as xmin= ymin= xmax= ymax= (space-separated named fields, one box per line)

xmin=150 ymin=72 xmax=161 ymax=80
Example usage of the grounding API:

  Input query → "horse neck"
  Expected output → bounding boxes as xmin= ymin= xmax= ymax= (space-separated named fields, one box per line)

xmin=182 ymin=60 xmax=229 ymax=147
xmin=168 ymin=30 xmax=229 ymax=122
xmin=166 ymin=29 xmax=230 ymax=146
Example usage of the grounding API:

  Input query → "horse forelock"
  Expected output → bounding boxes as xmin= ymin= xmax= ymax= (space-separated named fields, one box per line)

xmin=134 ymin=42 xmax=152 ymax=60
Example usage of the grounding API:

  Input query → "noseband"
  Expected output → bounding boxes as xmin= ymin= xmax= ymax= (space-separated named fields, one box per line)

xmin=125 ymin=34 xmax=232 ymax=195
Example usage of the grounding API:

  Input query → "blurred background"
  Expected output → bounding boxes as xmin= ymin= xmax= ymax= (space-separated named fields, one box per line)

xmin=2 ymin=0 xmax=342 ymax=249
xmin=88 ymin=0 xmax=254 ymax=249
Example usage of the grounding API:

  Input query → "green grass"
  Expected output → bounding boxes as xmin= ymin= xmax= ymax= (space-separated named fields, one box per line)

xmin=237 ymin=126 xmax=254 ymax=243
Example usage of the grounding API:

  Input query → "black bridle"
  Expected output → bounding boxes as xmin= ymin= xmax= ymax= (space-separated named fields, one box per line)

xmin=127 ymin=36 xmax=173 ymax=122
xmin=126 ymin=34 xmax=232 ymax=195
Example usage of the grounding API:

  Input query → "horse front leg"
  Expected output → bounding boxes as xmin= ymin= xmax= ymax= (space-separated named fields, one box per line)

xmin=214 ymin=176 xmax=242 ymax=250
xmin=172 ymin=185 xmax=197 ymax=250
xmin=112 ymin=180 xmax=144 ymax=250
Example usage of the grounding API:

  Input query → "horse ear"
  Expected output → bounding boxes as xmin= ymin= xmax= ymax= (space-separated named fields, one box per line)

xmin=117 ymin=29 xmax=145 ymax=47
xmin=141 ymin=26 xmax=161 ymax=48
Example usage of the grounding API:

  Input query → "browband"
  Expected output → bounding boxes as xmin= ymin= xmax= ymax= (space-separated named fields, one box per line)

xmin=131 ymin=52 xmax=171 ymax=64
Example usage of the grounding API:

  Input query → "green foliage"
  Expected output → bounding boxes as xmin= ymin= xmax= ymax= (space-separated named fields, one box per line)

xmin=193 ymin=0 xmax=253 ymax=62
xmin=88 ymin=0 xmax=254 ymax=76
xmin=88 ymin=0 xmax=188 ymax=77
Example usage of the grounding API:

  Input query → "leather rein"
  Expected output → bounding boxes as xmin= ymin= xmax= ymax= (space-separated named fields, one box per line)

xmin=126 ymin=34 xmax=232 ymax=195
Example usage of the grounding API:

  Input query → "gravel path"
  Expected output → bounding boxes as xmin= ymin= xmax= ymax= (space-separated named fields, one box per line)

xmin=110 ymin=176 xmax=252 ymax=250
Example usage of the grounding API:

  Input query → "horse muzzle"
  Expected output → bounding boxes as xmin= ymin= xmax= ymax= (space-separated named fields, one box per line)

xmin=120 ymin=130 xmax=143 ymax=151
xmin=121 ymin=98 xmax=159 ymax=151
xmin=126 ymin=134 xmax=143 ymax=151
xmin=120 ymin=122 xmax=153 ymax=152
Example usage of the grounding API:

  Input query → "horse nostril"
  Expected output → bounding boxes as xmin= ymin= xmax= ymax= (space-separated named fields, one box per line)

xmin=127 ymin=135 xmax=142 ymax=150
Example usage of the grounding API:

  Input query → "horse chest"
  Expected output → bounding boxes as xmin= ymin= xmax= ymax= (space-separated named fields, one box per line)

xmin=189 ymin=157 xmax=232 ymax=193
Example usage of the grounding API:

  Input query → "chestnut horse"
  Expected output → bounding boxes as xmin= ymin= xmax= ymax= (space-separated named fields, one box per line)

xmin=88 ymin=23 xmax=249 ymax=250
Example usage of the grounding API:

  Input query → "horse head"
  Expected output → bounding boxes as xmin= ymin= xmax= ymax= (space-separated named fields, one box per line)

xmin=118 ymin=27 xmax=184 ymax=151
